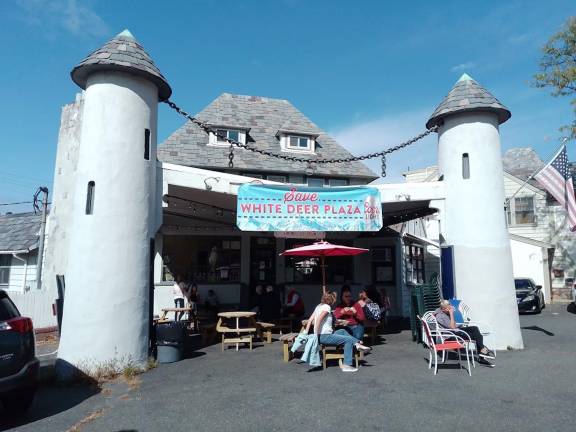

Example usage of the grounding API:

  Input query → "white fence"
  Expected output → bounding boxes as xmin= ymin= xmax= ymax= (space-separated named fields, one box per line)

xmin=9 ymin=289 xmax=58 ymax=330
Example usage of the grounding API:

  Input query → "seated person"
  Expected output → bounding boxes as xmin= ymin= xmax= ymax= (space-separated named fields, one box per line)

xmin=305 ymin=291 xmax=371 ymax=373
xmin=334 ymin=287 xmax=365 ymax=340
xmin=260 ymin=285 xmax=282 ymax=322
xmin=284 ymin=287 xmax=305 ymax=318
xmin=205 ymin=289 xmax=220 ymax=315
xmin=434 ymin=299 xmax=495 ymax=366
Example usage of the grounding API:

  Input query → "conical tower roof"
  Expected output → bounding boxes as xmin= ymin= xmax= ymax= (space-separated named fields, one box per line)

xmin=426 ymin=74 xmax=510 ymax=129
xmin=71 ymin=30 xmax=172 ymax=101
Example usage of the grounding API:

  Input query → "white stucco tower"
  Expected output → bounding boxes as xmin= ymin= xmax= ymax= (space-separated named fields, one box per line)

xmin=427 ymin=74 xmax=523 ymax=350
xmin=57 ymin=30 xmax=171 ymax=374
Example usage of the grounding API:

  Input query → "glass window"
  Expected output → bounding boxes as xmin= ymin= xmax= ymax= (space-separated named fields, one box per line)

xmin=405 ymin=244 xmax=425 ymax=284
xmin=514 ymin=197 xmax=535 ymax=224
xmin=267 ymin=175 xmax=287 ymax=183
xmin=216 ymin=129 xmax=240 ymax=143
xmin=506 ymin=196 xmax=535 ymax=226
xmin=288 ymin=136 xmax=310 ymax=150
xmin=0 ymin=255 xmax=11 ymax=285
xmin=307 ymin=178 xmax=324 ymax=187
xmin=329 ymin=179 xmax=348 ymax=187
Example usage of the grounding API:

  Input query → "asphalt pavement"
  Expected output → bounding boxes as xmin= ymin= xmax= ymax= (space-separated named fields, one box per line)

xmin=2 ymin=303 xmax=574 ymax=432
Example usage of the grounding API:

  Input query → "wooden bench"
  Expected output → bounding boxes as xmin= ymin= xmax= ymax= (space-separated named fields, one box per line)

xmin=321 ymin=346 xmax=360 ymax=369
xmin=256 ymin=322 xmax=275 ymax=344
xmin=280 ymin=333 xmax=298 ymax=362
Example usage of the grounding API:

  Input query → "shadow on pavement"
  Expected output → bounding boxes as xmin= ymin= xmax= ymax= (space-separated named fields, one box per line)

xmin=521 ymin=325 xmax=555 ymax=336
xmin=0 ymin=384 xmax=100 ymax=431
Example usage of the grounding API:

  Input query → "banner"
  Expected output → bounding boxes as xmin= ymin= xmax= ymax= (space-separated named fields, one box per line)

xmin=236 ymin=184 xmax=382 ymax=232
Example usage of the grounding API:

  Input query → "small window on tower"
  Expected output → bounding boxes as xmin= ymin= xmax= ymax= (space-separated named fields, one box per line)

xmin=144 ymin=129 xmax=150 ymax=160
xmin=462 ymin=153 xmax=470 ymax=179
xmin=86 ymin=181 xmax=95 ymax=215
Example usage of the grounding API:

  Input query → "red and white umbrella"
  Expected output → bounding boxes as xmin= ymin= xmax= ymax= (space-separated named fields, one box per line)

xmin=280 ymin=241 xmax=369 ymax=294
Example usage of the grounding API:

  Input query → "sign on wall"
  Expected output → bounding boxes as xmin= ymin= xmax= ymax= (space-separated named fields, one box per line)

xmin=236 ymin=184 xmax=382 ymax=232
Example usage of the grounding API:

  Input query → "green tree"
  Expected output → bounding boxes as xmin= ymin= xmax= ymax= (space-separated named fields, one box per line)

xmin=533 ymin=16 xmax=576 ymax=139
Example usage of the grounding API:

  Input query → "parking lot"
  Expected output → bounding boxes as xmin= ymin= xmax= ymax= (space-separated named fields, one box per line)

xmin=1 ymin=303 xmax=574 ymax=432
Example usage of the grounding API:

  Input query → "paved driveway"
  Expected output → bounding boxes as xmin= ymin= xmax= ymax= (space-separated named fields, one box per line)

xmin=2 ymin=304 xmax=574 ymax=432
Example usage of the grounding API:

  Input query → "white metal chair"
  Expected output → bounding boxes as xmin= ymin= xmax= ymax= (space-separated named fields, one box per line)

xmin=418 ymin=315 xmax=472 ymax=376
xmin=421 ymin=311 xmax=477 ymax=368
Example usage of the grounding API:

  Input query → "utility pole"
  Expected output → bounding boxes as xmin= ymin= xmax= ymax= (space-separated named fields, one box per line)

xmin=35 ymin=187 xmax=49 ymax=290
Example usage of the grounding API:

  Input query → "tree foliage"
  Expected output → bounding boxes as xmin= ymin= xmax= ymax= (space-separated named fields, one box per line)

xmin=533 ymin=16 xmax=576 ymax=139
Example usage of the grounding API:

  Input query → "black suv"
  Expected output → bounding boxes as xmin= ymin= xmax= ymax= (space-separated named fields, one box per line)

xmin=0 ymin=290 xmax=38 ymax=415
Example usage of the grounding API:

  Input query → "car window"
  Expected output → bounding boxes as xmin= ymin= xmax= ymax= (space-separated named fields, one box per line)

xmin=514 ymin=280 xmax=532 ymax=290
xmin=0 ymin=295 xmax=20 ymax=321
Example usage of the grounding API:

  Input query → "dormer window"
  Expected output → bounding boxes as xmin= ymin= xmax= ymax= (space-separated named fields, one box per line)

xmin=288 ymin=136 xmax=311 ymax=150
xmin=279 ymin=133 xmax=316 ymax=154
xmin=208 ymin=128 xmax=246 ymax=146
xmin=217 ymin=129 xmax=239 ymax=143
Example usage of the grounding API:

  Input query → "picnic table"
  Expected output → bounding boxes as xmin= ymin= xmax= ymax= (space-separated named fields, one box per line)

xmin=156 ymin=307 xmax=199 ymax=332
xmin=216 ymin=311 xmax=257 ymax=351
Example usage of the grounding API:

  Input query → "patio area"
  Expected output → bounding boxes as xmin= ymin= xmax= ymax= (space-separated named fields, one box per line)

xmin=2 ymin=304 xmax=574 ymax=432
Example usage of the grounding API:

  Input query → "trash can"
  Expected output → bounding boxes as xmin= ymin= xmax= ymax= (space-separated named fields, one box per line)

xmin=156 ymin=321 xmax=186 ymax=363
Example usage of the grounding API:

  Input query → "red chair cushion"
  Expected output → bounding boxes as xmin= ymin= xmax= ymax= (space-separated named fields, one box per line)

xmin=435 ymin=341 xmax=464 ymax=351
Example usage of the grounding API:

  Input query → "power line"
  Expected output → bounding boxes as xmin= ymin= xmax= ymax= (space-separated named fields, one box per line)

xmin=0 ymin=201 xmax=34 ymax=206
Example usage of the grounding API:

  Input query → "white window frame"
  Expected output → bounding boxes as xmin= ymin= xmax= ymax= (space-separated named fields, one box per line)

xmin=0 ymin=254 xmax=11 ymax=286
xmin=280 ymin=134 xmax=315 ymax=154
xmin=506 ymin=195 xmax=536 ymax=226
xmin=208 ymin=129 xmax=246 ymax=147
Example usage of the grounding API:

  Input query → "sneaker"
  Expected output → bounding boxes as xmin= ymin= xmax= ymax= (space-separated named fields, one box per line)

xmin=477 ymin=357 xmax=495 ymax=367
xmin=340 ymin=364 xmax=358 ymax=372
xmin=479 ymin=349 xmax=495 ymax=360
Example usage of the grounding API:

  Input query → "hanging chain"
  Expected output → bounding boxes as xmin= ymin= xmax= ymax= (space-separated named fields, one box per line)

xmin=228 ymin=141 xmax=235 ymax=168
xmin=164 ymin=100 xmax=437 ymax=168
xmin=381 ymin=155 xmax=387 ymax=178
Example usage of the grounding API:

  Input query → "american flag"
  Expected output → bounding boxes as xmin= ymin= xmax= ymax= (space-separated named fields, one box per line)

xmin=534 ymin=145 xmax=576 ymax=232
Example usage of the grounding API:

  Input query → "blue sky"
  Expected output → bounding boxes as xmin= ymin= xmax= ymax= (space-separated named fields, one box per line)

xmin=1 ymin=0 xmax=574 ymax=213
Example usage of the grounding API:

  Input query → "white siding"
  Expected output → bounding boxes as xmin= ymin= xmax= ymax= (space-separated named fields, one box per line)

xmin=1 ymin=253 xmax=37 ymax=293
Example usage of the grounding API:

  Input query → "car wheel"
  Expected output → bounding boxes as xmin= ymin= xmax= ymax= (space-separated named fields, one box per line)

xmin=534 ymin=299 xmax=542 ymax=314
xmin=1 ymin=387 xmax=36 ymax=416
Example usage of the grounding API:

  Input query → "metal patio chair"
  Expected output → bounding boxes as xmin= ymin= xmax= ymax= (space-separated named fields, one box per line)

xmin=418 ymin=314 xmax=472 ymax=376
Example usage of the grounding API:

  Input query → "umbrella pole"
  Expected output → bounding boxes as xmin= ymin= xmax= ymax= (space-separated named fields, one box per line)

xmin=321 ymin=256 xmax=326 ymax=295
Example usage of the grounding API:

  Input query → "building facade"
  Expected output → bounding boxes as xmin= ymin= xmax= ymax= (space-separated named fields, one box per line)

xmin=404 ymin=147 xmax=576 ymax=302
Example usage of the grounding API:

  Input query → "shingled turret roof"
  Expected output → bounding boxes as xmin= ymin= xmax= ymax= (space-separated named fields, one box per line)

xmin=71 ymin=29 xmax=171 ymax=101
xmin=158 ymin=93 xmax=378 ymax=181
xmin=426 ymin=74 xmax=511 ymax=129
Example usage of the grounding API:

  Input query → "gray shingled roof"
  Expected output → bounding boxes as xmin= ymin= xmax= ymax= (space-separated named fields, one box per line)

xmin=502 ymin=148 xmax=545 ymax=190
xmin=0 ymin=213 xmax=41 ymax=253
xmin=158 ymin=93 xmax=378 ymax=180
xmin=71 ymin=30 xmax=171 ymax=101
xmin=426 ymin=74 xmax=511 ymax=129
